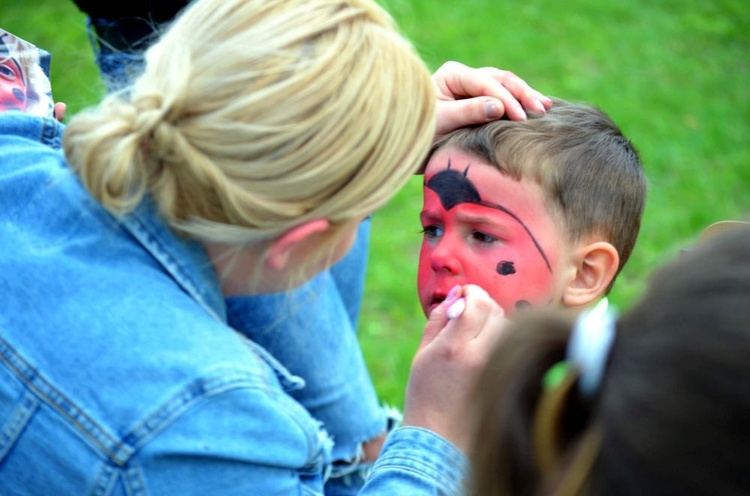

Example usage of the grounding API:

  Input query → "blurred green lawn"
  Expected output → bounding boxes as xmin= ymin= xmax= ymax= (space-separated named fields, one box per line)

xmin=4 ymin=0 xmax=748 ymax=407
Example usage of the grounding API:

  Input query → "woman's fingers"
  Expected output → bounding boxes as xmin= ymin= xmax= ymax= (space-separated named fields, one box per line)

xmin=477 ymin=66 xmax=552 ymax=114
xmin=432 ymin=61 xmax=552 ymax=139
xmin=440 ymin=284 xmax=506 ymax=343
xmin=404 ymin=285 xmax=508 ymax=452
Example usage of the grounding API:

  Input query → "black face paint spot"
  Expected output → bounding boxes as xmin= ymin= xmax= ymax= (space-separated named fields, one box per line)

xmin=12 ymin=88 xmax=25 ymax=103
xmin=425 ymin=162 xmax=479 ymax=210
xmin=515 ymin=300 xmax=531 ymax=311
xmin=497 ymin=261 xmax=516 ymax=276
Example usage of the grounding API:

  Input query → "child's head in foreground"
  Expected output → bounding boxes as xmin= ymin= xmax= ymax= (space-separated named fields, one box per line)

xmin=418 ymin=98 xmax=646 ymax=317
xmin=469 ymin=225 xmax=750 ymax=496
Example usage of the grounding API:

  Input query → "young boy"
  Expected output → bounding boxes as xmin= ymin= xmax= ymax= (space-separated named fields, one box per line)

xmin=418 ymin=98 xmax=646 ymax=317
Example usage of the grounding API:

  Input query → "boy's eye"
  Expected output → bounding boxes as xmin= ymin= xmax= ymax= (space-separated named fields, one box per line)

xmin=0 ymin=63 xmax=18 ymax=81
xmin=472 ymin=231 xmax=497 ymax=244
xmin=420 ymin=225 xmax=444 ymax=240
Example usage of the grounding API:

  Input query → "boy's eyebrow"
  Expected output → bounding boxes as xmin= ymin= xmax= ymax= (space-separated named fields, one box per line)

xmin=421 ymin=208 xmax=519 ymax=229
xmin=453 ymin=211 xmax=507 ymax=226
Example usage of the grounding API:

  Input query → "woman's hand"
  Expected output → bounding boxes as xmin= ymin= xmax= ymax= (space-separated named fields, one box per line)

xmin=432 ymin=61 xmax=552 ymax=139
xmin=402 ymin=284 xmax=508 ymax=453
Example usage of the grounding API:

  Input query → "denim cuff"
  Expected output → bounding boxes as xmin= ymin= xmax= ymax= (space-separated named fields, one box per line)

xmin=368 ymin=426 xmax=468 ymax=496
xmin=324 ymin=406 xmax=401 ymax=496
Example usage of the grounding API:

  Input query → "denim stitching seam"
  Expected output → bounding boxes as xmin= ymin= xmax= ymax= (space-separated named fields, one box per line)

xmin=0 ymin=390 xmax=39 ymax=462
xmin=0 ymin=337 xmax=124 ymax=461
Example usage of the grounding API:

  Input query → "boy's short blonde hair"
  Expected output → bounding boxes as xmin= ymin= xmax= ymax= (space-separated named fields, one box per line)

xmin=432 ymin=99 xmax=646 ymax=291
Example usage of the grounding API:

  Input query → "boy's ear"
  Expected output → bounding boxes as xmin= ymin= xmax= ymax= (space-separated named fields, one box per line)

xmin=266 ymin=218 xmax=331 ymax=270
xmin=562 ymin=241 xmax=619 ymax=308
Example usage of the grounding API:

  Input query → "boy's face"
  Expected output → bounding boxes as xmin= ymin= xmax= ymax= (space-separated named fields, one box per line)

xmin=418 ymin=148 xmax=569 ymax=317
xmin=0 ymin=57 xmax=27 ymax=112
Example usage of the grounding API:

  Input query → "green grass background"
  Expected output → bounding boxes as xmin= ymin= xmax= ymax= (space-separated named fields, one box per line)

xmin=3 ymin=0 xmax=748 ymax=407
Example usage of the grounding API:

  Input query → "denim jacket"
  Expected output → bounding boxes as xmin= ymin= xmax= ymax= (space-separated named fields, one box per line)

xmin=0 ymin=113 xmax=467 ymax=495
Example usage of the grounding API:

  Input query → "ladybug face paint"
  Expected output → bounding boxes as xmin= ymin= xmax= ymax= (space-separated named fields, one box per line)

xmin=0 ymin=29 xmax=55 ymax=118
xmin=417 ymin=149 xmax=566 ymax=317
xmin=0 ymin=57 xmax=27 ymax=112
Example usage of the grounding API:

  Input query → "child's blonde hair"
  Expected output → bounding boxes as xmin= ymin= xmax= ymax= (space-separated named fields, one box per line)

xmin=65 ymin=0 xmax=435 ymax=254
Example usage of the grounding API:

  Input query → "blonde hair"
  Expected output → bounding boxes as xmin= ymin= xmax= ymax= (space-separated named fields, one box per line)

xmin=64 ymin=0 xmax=435 ymax=250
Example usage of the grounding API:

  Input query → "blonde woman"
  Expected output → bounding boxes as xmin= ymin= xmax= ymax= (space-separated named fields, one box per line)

xmin=65 ymin=2 xmax=553 ymax=495
xmin=0 ymin=0 xmax=547 ymax=494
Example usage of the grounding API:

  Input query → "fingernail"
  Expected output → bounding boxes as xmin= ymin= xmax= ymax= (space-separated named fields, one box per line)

xmin=483 ymin=100 xmax=502 ymax=120
xmin=532 ymin=100 xmax=547 ymax=114
xmin=446 ymin=284 xmax=460 ymax=303
xmin=515 ymin=102 xmax=528 ymax=120
xmin=447 ymin=298 xmax=466 ymax=319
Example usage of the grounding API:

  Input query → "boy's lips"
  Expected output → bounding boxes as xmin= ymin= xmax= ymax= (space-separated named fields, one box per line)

xmin=431 ymin=291 xmax=447 ymax=305
xmin=427 ymin=292 xmax=447 ymax=313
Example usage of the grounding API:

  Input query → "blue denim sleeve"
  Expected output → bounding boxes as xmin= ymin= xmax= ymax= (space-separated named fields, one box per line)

xmin=362 ymin=427 xmax=469 ymax=496
xmin=122 ymin=383 xmax=335 ymax=496
xmin=118 ymin=420 xmax=466 ymax=496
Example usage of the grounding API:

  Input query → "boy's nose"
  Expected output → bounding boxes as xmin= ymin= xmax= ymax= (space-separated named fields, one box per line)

xmin=429 ymin=240 xmax=460 ymax=273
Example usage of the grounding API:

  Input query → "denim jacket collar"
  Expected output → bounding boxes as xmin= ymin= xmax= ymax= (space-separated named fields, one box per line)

xmin=120 ymin=201 xmax=313 ymax=392
xmin=118 ymin=197 xmax=228 ymax=323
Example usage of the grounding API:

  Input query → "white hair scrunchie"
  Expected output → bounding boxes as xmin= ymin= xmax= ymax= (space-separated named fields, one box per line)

xmin=566 ymin=298 xmax=617 ymax=397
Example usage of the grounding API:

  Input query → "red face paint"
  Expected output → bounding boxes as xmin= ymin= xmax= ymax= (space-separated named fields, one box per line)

xmin=417 ymin=149 xmax=566 ymax=317
xmin=0 ymin=57 xmax=27 ymax=112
